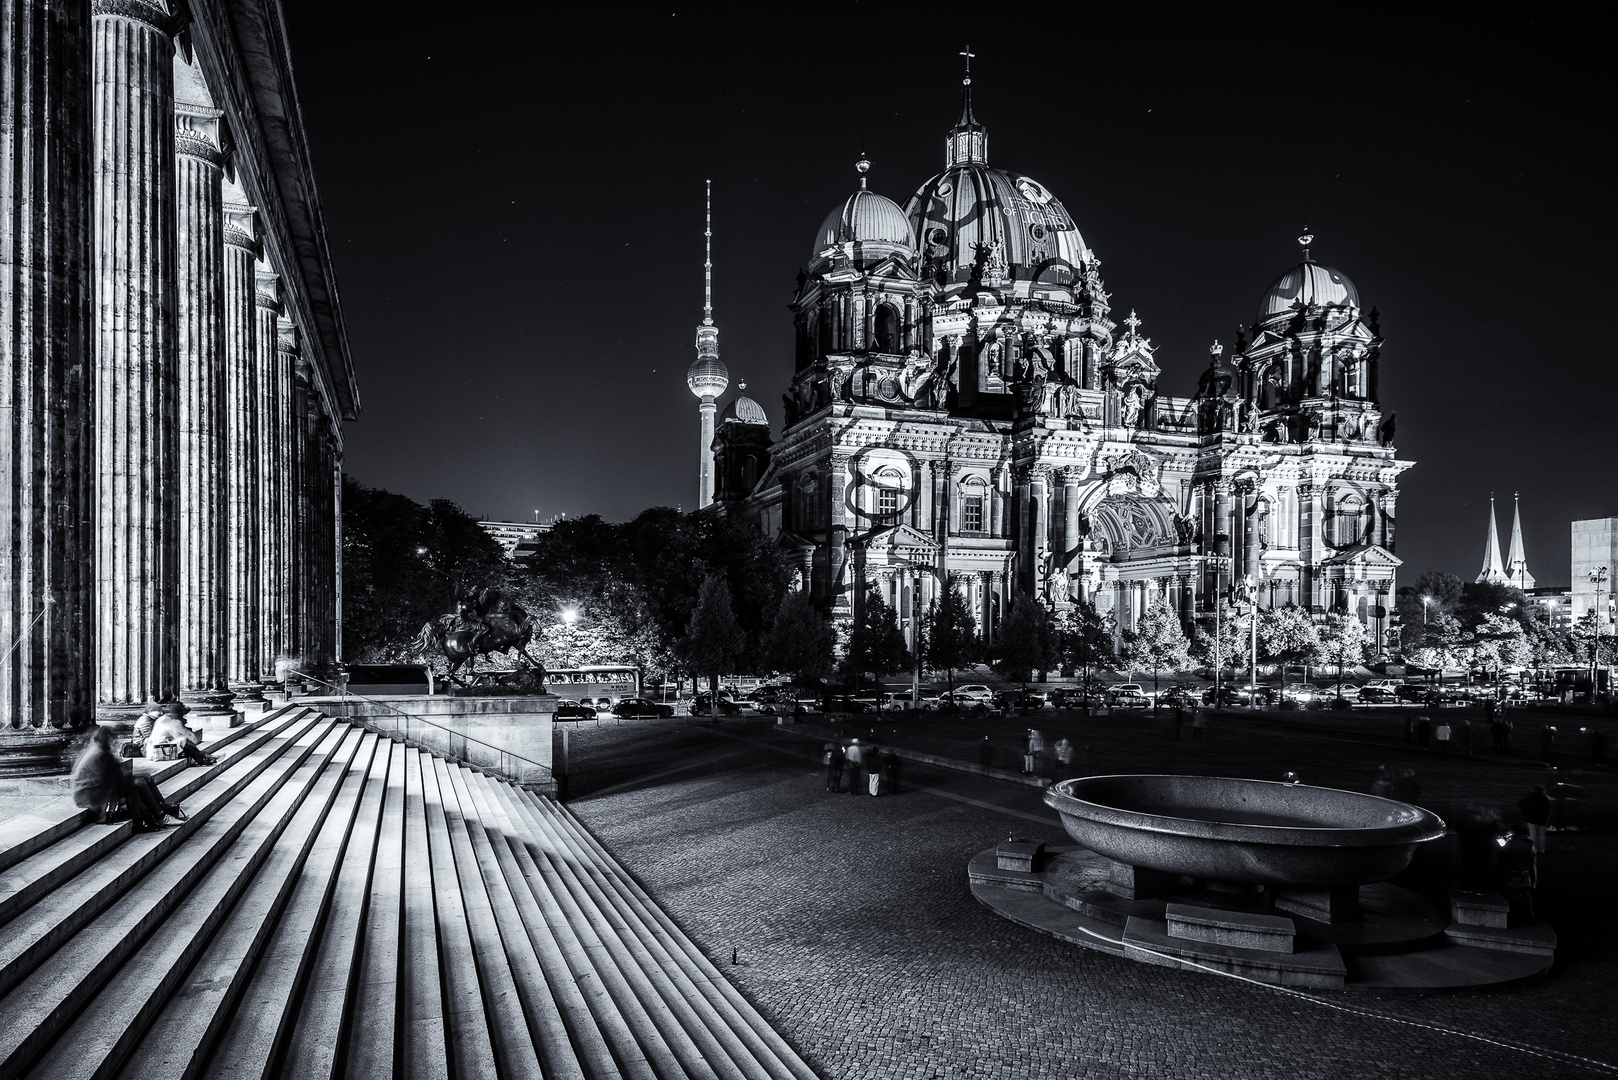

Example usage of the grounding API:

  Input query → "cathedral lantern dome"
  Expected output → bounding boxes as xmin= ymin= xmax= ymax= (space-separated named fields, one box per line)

xmin=1256 ymin=231 xmax=1359 ymax=324
xmin=814 ymin=188 xmax=915 ymax=253
xmin=721 ymin=388 xmax=769 ymax=426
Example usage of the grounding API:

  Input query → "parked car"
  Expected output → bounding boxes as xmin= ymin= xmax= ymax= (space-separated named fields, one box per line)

xmin=1358 ymin=685 xmax=1398 ymax=704
xmin=821 ymin=695 xmax=874 ymax=714
xmin=1049 ymin=686 xmax=1105 ymax=709
xmin=993 ymin=689 xmax=1049 ymax=711
xmin=554 ymin=699 xmax=596 ymax=721
xmin=611 ymin=698 xmax=675 ymax=719
xmin=690 ymin=693 xmax=742 ymax=716
xmin=1281 ymin=682 xmax=1324 ymax=705
xmin=1395 ymin=684 xmax=1432 ymax=703
xmin=1108 ymin=685 xmax=1151 ymax=708
xmin=882 ymin=690 xmax=941 ymax=711
xmin=1319 ymin=683 xmax=1360 ymax=702
xmin=1362 ymin=679 xmax=1402 ymax=693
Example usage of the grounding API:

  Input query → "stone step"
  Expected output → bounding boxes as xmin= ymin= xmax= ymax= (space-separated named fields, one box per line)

xmin=473 ymin=775 xmax=668 ymax=1080
xmin=0 ymin=717 xmax=342 ymax=1076
xmin=1443 ymin=920 xmax=1558 ymax=956
xmin=122 ymin=730 xmax=380 ymax=1080
xmin=267 ymin=738 xmax=396 ymax=1080
xmin=398 ymin=748 xmax=451 ymax=1080
xmin=523 ymin=791 xmax=818 ymax=1080
xmin=0 ymin=705 xmax=294 ymax=877
xmin=512 ymin=789 xmax=788 ymax=1080
xmin=499 ymin=782 xmax=719 ymax=1080
xmin=0 ymin=708 xmax=329 ymax=1004
xmin=442 ymin=763 xmax=585 ymax=1080
xmin=340 ymin=738 xmax=409 ymax=1080
xmin=1164 ymin=903 xmax=1296 ymax=954
xmin=34 ymin=725 xmax=363 ymax=1080
xmin=1123 ymin=915 xmax=1347 ymax=990
xmin=428 ymin=756 xmax=545 ymax=1080
xmin=0 ymin=706 xmax=303 ymax=901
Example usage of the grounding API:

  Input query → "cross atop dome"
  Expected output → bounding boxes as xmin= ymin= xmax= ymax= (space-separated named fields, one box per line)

xmin=1299 ymin=222 xmax=1314 ymax=263
xmin=946 ymin=47 xmax=987 ymax=167
xmin=1123 ymin=310 xmax=1142 ymax=338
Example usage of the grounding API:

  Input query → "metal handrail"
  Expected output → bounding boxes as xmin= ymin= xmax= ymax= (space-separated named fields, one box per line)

xmin=285 ymin=668 xmax=550 ymax=778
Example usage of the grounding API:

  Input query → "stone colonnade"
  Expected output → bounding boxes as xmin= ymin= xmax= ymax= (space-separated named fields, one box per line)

xmin=1 ymin=0 xmax=349 ymax=742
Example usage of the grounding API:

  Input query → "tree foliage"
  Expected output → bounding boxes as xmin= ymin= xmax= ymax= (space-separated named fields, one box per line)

xmin=1317 ymin=613 xmax=1370 ymax=682
xmin=921 ymin=574 xmax=981 ymax=692
xmin=843 ymin=590 xmax=911 ymax=683
xmin=1122 ymin=602 xmax=1193 ymax=696
xmin=677 ymin=573 xmax=746 ymax=694
xmin=994 ymin=593 xmax=1059 ymax=686
xmin=1054 ymin=601 xmax=1116 ymax=683
xmin=341 ymin=477 xmax=511 ymax=662
xmin=768 ymin=590 xmax=835 ymax=687
xmin=1258 ymin=605 xmax=1321 ymax=670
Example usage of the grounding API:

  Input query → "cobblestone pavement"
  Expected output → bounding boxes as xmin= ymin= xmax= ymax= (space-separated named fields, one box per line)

xmin=565 ymin=717 xmax=1618 ymax=1080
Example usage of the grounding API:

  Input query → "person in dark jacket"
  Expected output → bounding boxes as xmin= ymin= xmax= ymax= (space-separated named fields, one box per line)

xmin=1518 ymin=785 xmax=1550 ymax=853
xmin=72 ymin=726 xmax=177 ymax=831
xmin=842 ymin=739 xmax=863 ymax=795
xmin=977 ymin=735 xmax=994 ymax=771
xmin=823 ymin=742 xmax=843 ymax=792
xmin=882 ymin=750 xmax=900 ymax=795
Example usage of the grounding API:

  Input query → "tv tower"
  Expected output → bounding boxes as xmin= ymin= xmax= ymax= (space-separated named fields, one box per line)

xmin=686 ymin=180 xmax=728 ymax=508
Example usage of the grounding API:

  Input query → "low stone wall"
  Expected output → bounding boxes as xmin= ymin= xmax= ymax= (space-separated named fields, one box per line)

xmin=314 ymin=694 xmax=558 ymax=793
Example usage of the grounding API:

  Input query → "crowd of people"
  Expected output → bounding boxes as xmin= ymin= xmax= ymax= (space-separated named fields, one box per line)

xmin=822 ymin=738 xmax=901 ymax=796
xmin=69 ymin=705 xmax=213 ymax=832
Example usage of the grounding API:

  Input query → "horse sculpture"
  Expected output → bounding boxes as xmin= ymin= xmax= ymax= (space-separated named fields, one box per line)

xmin=411 ymin=585 xmax=546 ymax=686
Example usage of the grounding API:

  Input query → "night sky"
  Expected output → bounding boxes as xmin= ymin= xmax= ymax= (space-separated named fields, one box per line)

xmin=283 ymin=4 xmax=1614 ymax=587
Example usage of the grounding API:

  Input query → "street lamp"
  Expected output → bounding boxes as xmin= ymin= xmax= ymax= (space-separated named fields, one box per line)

xmin=1421 ymin=595 xmax=1432 ymax=627
xmin=1590 ymin=567 xmax=1609 ymax=694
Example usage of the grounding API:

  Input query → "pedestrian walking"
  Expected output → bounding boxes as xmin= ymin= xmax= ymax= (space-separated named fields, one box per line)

xmin=1457 ymin=718 xmax=1474 ymax=756
xmin=1191 ymin=708 xmax=1206 ymax=740
xmin=1434 ymin=720 xmax=1452 ymax=753
xmin=1497 ymin=828 xmax=1538 ymax=920
xmin=1054 ymin=737 xmax=1074 ymax=775
xmin=1518 ymin=784 xmax=1550 ymax=854
xmin=978 ymin=735 xmax=994 ymax=771
xmin=1022 ymin=730 xmax=1038 ymax=775
xmin=823 ymin=742 xmax=843 ymax=792
xmin=883 ymin=750 xmax=901 ymax=795
xmin=1370 ymin=764 xmax=1393 ymax=799
xmin=1541 ymin=725 xmax=1556 ymax=761
xmin=866 ymin=743 xmax=883 ymax=796
xmin=842 ymin=739 xmax=862 ymax=795
xmin=1404 ymin=716 xmax=1415 ymax=746
xmin=1415 ymin=715 xmax=1431 ymax=750
xmin=1173 ymin=703 xmax=1185 ymax=741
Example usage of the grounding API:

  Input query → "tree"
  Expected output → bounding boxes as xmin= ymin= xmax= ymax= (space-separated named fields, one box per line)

xmin=767 ymin=590 xmax=835 ymax=688
xmin=1122 ymin=602 xmax=1192 ymax=702
xmin=1404 ymin=610 xmax=1470 ymax=672
xmin=1055 ymin=601 xmax=1115 ymax=696
xmin=1258 ymin=605 xmax=1321 ymax=678
xmin=920 ymin=574 xmax=981 ymax=697
xmin=676 ymin=573 xmax=746 ymax=716
xmin=843 ymin=590 xmax=910 ymax=685
xmin=994 ymin=593 xmax=1058 ymax=688
xmin=1571 ymin=610 xmax=1618 ymax=667
xmin=1317 ymin=613 xmax=1370 ymax=696
xmin=1192 ymin=602 xmax=1251 ymax=678
xmin=1472 ymin=611 xmax=1533 ymax=674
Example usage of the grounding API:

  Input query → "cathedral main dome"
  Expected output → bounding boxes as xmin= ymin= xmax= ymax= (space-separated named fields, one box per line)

xmin=904 ymin=165 xmax=1091 ymax=285
xmin=1257 ymin=261 xmax=1359 ymax=322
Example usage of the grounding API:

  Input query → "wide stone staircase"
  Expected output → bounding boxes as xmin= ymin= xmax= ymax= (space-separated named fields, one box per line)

xmin=0 ymin=705 xmax=816 ymax=1080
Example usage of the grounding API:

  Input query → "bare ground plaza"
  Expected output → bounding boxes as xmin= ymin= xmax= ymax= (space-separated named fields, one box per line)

xmin=563 ymin=709 xmax=1618 ymax=1080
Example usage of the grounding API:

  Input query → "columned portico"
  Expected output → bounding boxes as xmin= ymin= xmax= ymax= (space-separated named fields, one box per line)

xmin=93 ymin=0 xmax=178 ymax=720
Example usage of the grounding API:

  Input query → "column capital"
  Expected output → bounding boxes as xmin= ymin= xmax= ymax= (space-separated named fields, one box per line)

xmin=175 ymin=112 xmax=223 ymax=167
xmin=276 ymin=317 xmax=299 ymax=354
xmin=255 ymin=266 xmax=280 ymax=311
xmin=93 ymin=0 xmax=175 ymax=31
xmin=223 ymin=202 xmax=257 ymax=253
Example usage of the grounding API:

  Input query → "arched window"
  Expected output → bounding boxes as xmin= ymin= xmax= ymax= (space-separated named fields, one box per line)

xmin=874 ymin=304 xmax=899 ymax=353
xmin=798 ymin=474 xmax=819 ymax=530
xmin=1334 ymin=495 xmax=1365 ymax=547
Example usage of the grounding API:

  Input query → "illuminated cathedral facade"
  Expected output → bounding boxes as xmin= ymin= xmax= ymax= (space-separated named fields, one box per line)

xmin=706 ymin=70 xmax=1413 ymax=654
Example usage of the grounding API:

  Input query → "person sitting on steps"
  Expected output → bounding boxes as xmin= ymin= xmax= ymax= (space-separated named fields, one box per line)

xmin=127 ymin=705 xmax=216 ymax=766
xmin=73 ymin=726 xmax=186 ymax=832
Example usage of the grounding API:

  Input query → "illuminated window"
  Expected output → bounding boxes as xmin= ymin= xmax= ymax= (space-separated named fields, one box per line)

xmin=878 ymin=485 xmax=899 ymax=518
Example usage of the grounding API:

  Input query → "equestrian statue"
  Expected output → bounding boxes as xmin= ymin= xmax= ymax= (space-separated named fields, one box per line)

xmin=412 ymin=584 xmax=547 ymax=689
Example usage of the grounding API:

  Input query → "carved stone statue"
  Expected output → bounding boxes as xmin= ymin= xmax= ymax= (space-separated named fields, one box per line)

xmin=1120 ymin=384 xmax=1143 ymax=427
xmin=1377 ymin=411 xmax=1397 ymax=447
xmin=412 ymin=585 xmax=545 ymax=685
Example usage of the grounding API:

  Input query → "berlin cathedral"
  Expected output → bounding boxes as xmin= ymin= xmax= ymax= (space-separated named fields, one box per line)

xmin=691 ymin=70 xmax=1412 ymax=654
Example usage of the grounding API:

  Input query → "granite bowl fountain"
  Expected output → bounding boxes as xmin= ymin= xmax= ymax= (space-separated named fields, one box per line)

xmin=1043 ymin=774 xmax=1447 ymax=889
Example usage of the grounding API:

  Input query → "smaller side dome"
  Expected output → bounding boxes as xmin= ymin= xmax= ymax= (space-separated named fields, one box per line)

xmin=1258 ymin=262 xmax=1359 ymax=322
xmin=814 ymin=189 xmax=915 ymax=254
xmin=721 ymin=393 xmax=768 ymax=426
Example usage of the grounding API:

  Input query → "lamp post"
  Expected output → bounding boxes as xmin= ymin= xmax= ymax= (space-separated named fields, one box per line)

xmin=1590 ymin=567 xmax=1608 ymax=696
xmin=1421 ymin=595 xmax=1432 ymax=627
xmin=561 ymin=607 xmax=578 ymax=671
xmin=1205 ymin=533 xmax=1231 ymax=705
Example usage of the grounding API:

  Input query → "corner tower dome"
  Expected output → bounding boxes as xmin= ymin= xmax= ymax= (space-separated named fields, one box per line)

xmin=811 ymin=156 xmax=916 ymax=264
xmin=1257 ymin=230 xmax=1359 ymax=323
xmin=721 ymin=382 xmax=769 ymax=426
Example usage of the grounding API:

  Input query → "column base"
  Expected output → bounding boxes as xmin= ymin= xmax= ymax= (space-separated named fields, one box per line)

xmin=95 ymin=701 xmax=154 ymax=733
xmin=181 ymin=688 xmax=240 ymax=729
xmin=229 ymin=679 xmax=266 ymax=704
xmin=0 ymin=731 xmax=74 ymax=777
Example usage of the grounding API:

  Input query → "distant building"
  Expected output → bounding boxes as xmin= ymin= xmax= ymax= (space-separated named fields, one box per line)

xmin=1571 ymin=518 xmax=1618 ymax=629
xmin=1525 ymin=586 xmax=1572 ymax=632
xmin=478 ymin=520 xmax=552 ymax=561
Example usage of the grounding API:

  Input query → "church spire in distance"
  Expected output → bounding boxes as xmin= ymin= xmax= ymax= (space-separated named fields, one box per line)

xmin=946 ymin=46 xmax=987 ymax=167
xmin=1477 ymin=494 xmax=1508 ymax=584
xmin=1506 ymin=491 xmax=1536 ymax=590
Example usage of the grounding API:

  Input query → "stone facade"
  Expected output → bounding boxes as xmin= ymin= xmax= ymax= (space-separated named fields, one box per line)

xmin=1 ymin=0 xmax=356 ymax=748
xmin=723 ymin=84 xmax=1411 ymax=654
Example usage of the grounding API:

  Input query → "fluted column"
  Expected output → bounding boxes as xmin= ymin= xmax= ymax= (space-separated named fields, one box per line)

xmin=222 ymin=189 xmax=261 ymax=702
xmin=281 ymin=324 xmax=304 ymax=671
xmin=173 ymin=81 xmax=232 ymax=720
xmin=252 ymin=267 xmax=281 ymax=681
xmin=93 ymin=0 xmax=177 ymax=721
xmin=1 ymin=0 xmax=95 ymax=760
xmin=332 ymin=443 xmax=343 ymax=663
